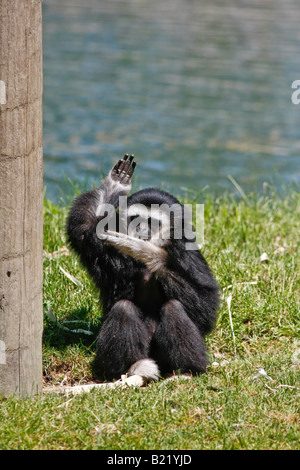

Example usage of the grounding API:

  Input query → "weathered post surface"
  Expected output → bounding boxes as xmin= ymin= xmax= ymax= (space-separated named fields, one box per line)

xmin=0 ymin=0 xmax=43 ymax=396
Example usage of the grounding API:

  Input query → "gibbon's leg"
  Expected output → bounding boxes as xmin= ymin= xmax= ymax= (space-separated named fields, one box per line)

xmin=150 ymin=299 xmax=208 ymax=376
xmin=93 ymin=300 xmax=151 ymax=382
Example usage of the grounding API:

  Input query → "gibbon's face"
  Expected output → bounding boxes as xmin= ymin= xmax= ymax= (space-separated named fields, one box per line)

xmin=127 ymin=204 xmax=170 ymax=244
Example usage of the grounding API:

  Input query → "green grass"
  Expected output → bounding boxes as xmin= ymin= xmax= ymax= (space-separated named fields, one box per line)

xmin=0 ymin=184 xmax=299 ymax=450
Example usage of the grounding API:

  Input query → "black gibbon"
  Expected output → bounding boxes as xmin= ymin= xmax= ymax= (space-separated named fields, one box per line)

xmin=67 ymin=154 xmax=219 ymax=381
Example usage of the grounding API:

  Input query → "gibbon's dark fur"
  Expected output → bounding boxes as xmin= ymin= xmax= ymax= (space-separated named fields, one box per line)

xmin=67 ymin=157 xmax=219 ymax=381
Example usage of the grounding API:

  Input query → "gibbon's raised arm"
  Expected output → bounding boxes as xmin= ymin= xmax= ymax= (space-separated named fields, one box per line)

xmin=67 ymin=155 xmax=136 ymax=250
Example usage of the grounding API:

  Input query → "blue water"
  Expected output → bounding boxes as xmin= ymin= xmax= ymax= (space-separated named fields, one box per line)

xmin=43 ymin=0 xmax=300 ymax=202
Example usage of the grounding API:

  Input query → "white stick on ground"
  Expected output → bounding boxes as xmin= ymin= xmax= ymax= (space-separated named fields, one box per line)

xmin=44 ymin=374 xmax=146 ymax=396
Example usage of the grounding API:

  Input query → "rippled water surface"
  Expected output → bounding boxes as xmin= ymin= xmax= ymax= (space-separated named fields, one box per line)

xmin=43 ymin=0 xmax=300 ymax=201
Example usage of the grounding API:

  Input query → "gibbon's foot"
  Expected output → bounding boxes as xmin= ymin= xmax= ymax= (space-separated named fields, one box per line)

xmin=111 ymin=153 xmax=136 ymax=184
xmin=127 ymin=359 xmax=160 ymax=381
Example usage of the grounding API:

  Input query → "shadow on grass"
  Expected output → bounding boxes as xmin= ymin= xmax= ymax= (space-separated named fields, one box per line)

xmin=43 ymin=306 xmax=100 ymax=351
xmin=42 ymin=307 xmax=102 ymax=385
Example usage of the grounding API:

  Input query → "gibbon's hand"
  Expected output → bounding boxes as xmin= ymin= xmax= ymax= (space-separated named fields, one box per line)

xmin=111 ymin=154 xmax=136 ymax=186
xmin=97 ymin=230 xmax=146 ymax=251
xmin=98 ymin=230 xmax=167 ymax=274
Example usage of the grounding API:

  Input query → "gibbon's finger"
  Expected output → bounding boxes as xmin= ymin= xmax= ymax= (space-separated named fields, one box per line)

xmin=127 ymin=160 xmax=136 ymax=178
xmin=118 ymin=159 xmax=128 ymax=175
xmin=122 ymin=157 xmax=136 ymax=183
xmin=112 ymin=159 xmax=123 ymax=174
xmin=121 ymin=154 xmax=134 ymax=172
xmin=121 ymin=154 xmax=134 ymax=174
xmin=119 ymin=162 xmax=134 ymax=183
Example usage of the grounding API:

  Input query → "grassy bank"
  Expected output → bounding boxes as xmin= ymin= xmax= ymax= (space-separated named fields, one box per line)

xmin=0 ymin=185 xmax=299 ymax=450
